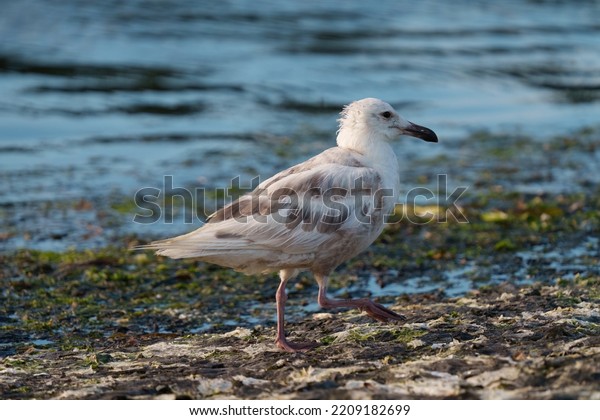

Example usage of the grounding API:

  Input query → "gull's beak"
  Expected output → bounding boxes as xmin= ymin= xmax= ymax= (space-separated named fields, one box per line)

xmin=403 ymin=121 xmax=438 ymax=143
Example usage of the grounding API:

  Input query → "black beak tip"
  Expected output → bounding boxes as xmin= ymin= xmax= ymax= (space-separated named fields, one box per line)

xmin=426 ymin=132 xmax=439 ymax=143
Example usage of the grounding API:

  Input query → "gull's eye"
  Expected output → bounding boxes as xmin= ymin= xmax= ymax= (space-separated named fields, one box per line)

xmin=380 ymin=111 xmax=392 ymax=119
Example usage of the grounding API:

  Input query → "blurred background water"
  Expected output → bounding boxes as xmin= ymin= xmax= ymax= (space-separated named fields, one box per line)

xmin=1 ymin=0 xmax=599 ymax=250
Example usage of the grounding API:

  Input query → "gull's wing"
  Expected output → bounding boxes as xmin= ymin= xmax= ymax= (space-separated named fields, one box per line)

xmin=141 ymin=147 xmax=385 ymax=261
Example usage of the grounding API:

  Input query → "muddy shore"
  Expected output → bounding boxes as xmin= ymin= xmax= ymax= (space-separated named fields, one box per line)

xmin=1 ymin=129 xmax=599 ymax=399
xmin=1 ymin=274 xmax=599 ymax=399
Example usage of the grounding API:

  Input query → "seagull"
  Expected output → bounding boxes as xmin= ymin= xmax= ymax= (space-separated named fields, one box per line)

xmin=138 ymin=98 xmax=437 ymax=352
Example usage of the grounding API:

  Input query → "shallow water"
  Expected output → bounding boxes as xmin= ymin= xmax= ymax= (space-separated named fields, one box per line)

xmin=1 ymin=0 xmax=600 ymax=249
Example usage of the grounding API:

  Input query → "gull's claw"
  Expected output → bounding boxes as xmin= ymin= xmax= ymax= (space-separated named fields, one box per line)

xmin=361 ymin=300 xmax=406 ymax=323
xmin=275 ymin=338 xmax=320 ymax=353
xmin=318 ymin=294 xmax=405 ymax=324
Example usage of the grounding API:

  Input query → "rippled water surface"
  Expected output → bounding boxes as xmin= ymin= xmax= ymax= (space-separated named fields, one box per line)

xmin=1 ymin=0 xmax=599 ymax=244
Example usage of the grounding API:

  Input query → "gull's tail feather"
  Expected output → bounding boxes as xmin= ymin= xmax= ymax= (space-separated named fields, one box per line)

xmin=132 ymin=228 xmax=255 ymax=259
xmin=132 ymin=228 xmax=305 ymax=275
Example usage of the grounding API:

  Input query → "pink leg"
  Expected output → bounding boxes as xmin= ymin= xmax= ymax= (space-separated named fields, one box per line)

xmin=274 ymin=270 xmax=319 ymax=352
xmin=316 ymin=274 xmax=405 ymax=323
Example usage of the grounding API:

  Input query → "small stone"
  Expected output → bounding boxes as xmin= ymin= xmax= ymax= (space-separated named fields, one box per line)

xmin=197 ymin=378 xmax=233 ymax=397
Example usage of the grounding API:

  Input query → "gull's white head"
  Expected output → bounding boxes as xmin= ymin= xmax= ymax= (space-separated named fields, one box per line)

xmin=337 ymin=98 xmax=437 ymax=152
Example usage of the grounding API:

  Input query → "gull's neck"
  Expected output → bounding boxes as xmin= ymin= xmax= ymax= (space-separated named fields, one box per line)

xmin=336 ymin=126 xmax=401 ymax=199
xmin=336 ymin=127 xmax=397 ymax=165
